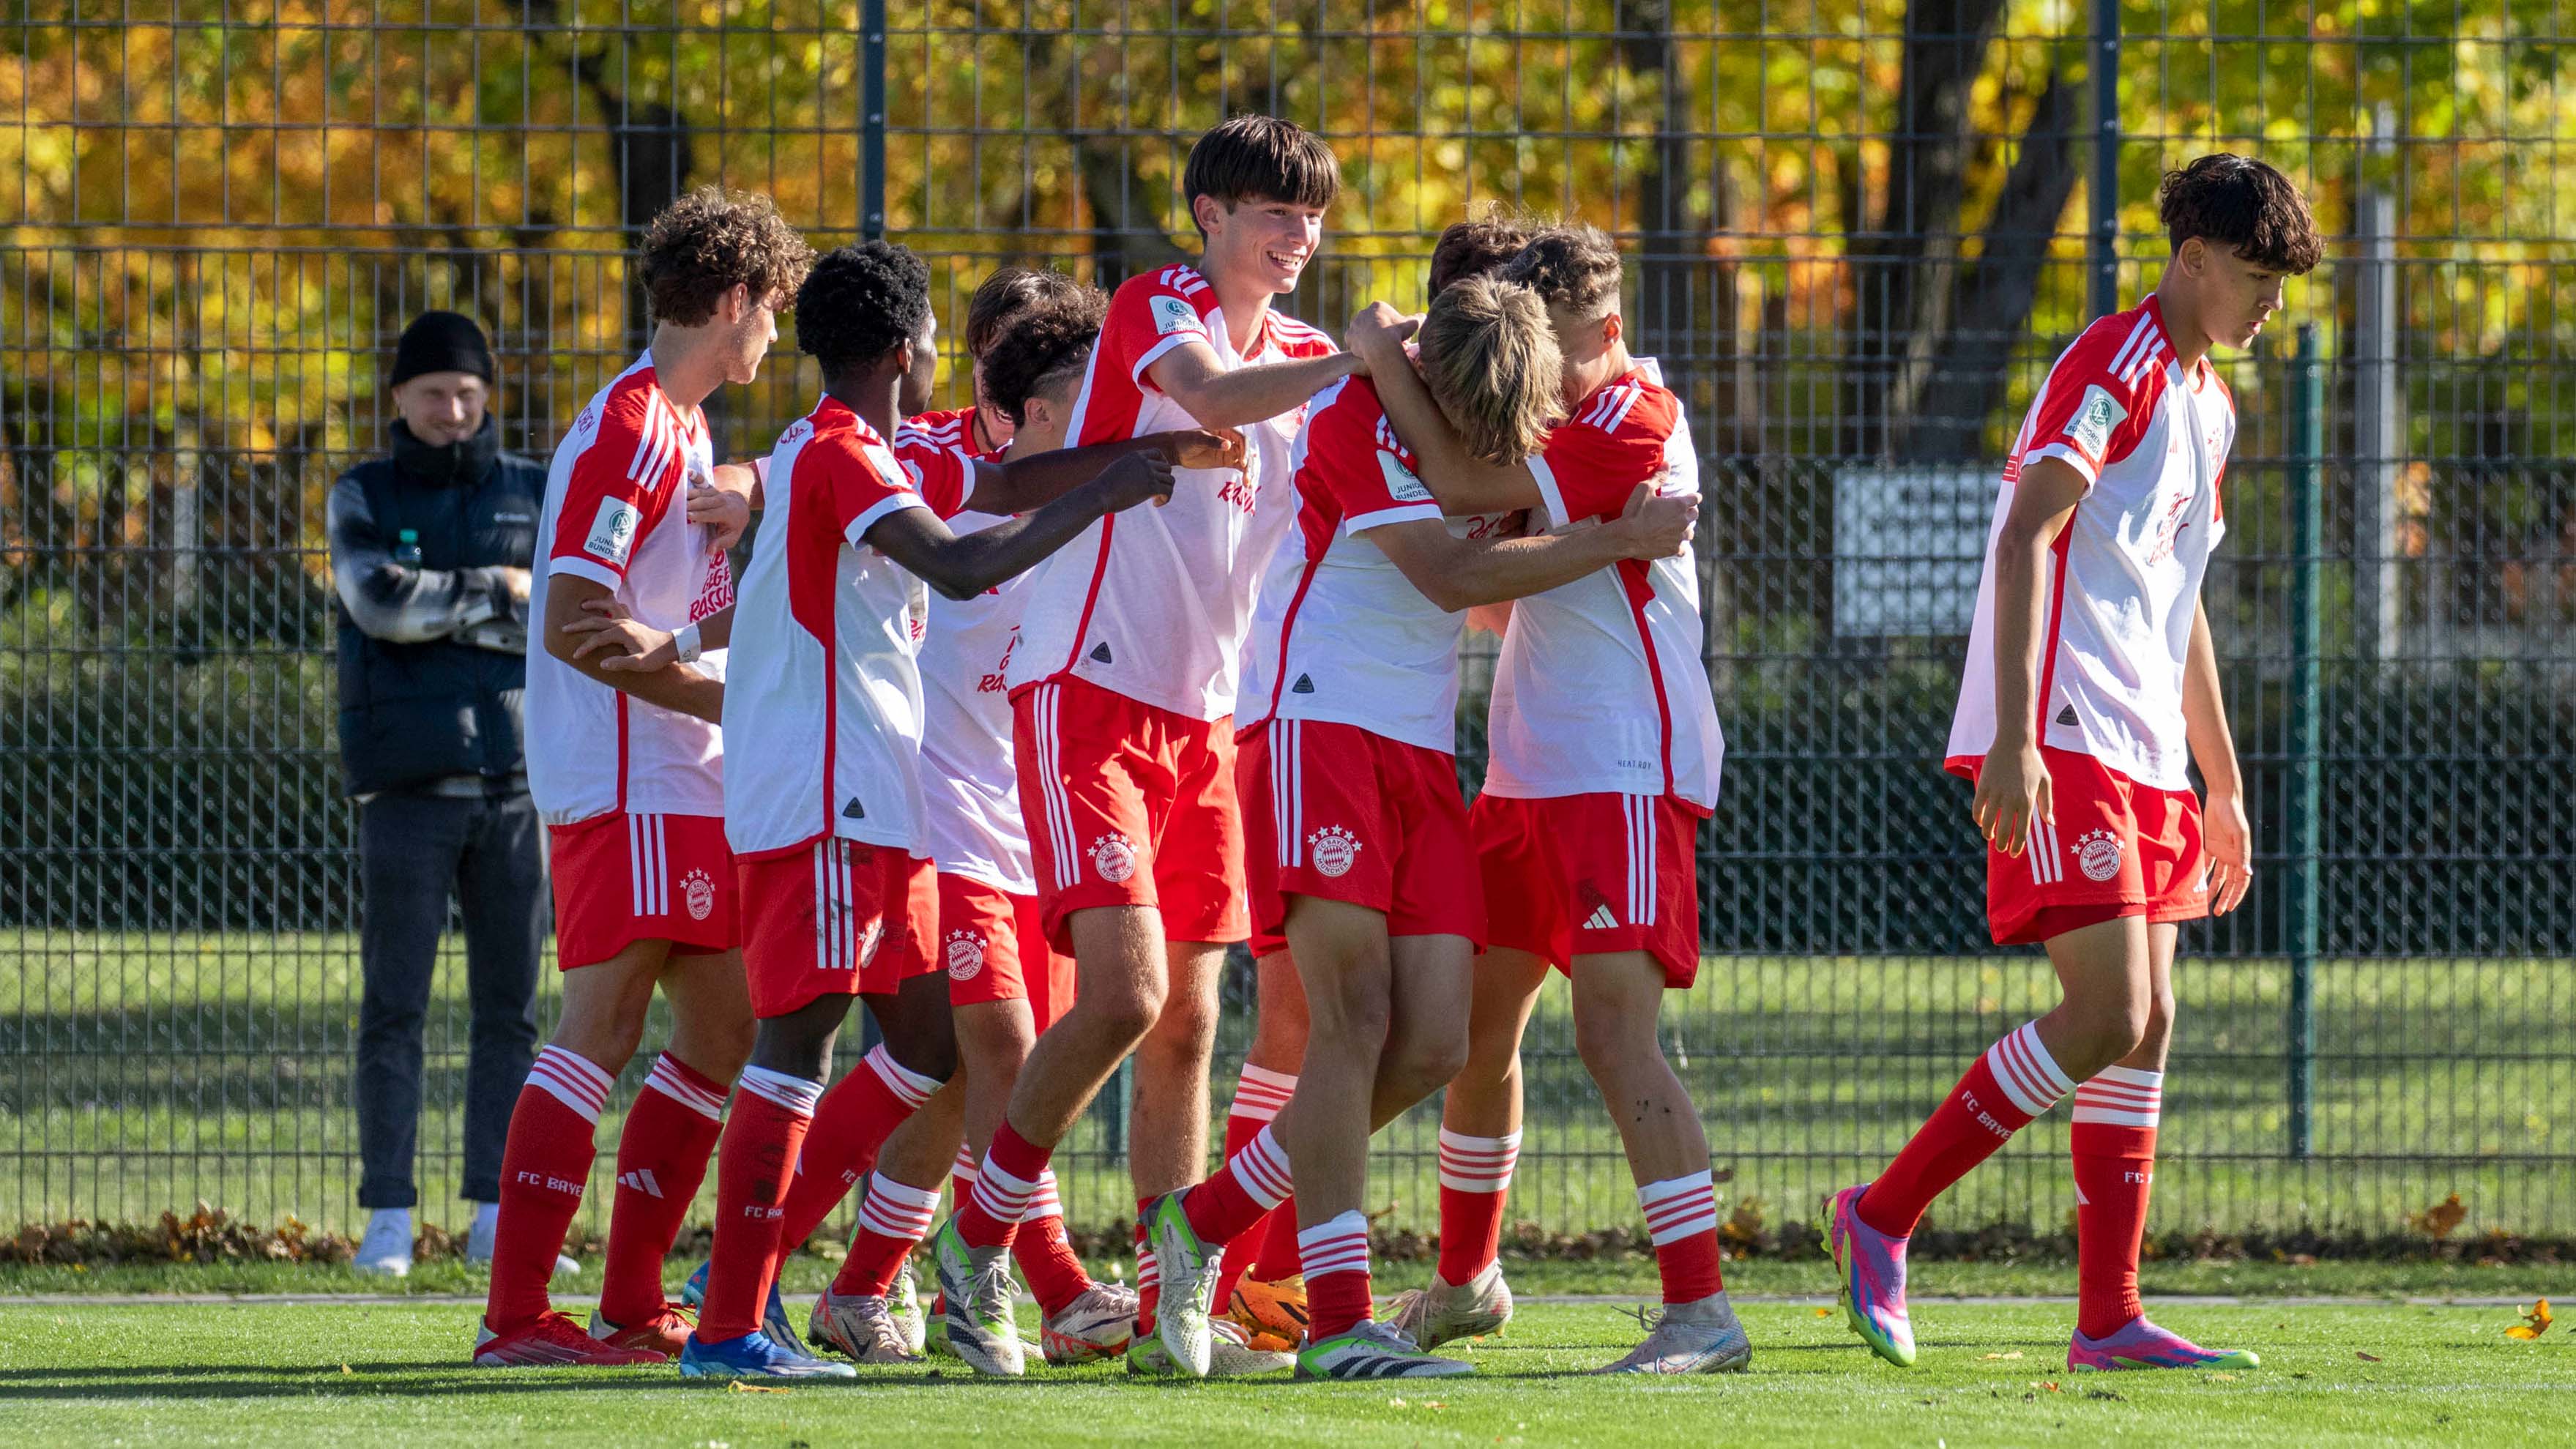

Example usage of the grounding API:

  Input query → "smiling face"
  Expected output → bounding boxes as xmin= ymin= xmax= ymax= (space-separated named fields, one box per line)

xmin=392 ymin=370 xmax=489 ymax=446
xmin=2183 ymin=239 xmax=2287 ymax=351
xmin=1196 ymin=193 xmax=1327 ymax=296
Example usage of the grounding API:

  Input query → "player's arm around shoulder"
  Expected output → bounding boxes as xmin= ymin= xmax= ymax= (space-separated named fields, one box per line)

xmin=1342 ymin=303 xmax=1544 ymax=516
xmin=1368 ymin=484 xmax=1697 ymax=612
xmin=868 ymin=450 xmax=1176 ymax=601
xmin=1143 ymin=332 xmax=1355 ymax=433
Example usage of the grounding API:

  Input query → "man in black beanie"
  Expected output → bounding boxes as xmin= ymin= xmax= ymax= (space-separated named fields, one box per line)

xmin=330 ymin=310 xmax=559 ymax=1279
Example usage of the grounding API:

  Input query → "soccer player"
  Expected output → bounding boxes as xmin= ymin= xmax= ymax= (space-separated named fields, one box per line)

xmin=1149 ymin=273 xmax=1702 ymax=1380
xmin=907 ymin=265 xmax=1087 ymax=458
xmin=470 ymin=187 xmax=811 ymax=1369
xmin=675 ymin=241 xmax=1237 ymax=1378
xmin=1213 ymin=212 xmax=1538 ymax=1352
xmin=928 ymin=115 xmax=1361 ymax=1379
xmin=1825 ymin=154 xmax=2316 ymax=1374
xmin=803 ymin=284 xmax=1149 ymax=1368
xmin=1353 ymin=224 xmax=1747 ymax=1374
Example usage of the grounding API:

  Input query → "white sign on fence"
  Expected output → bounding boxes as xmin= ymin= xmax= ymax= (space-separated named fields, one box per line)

xmin=1832 ymin=464 xmax=1997 ymax=637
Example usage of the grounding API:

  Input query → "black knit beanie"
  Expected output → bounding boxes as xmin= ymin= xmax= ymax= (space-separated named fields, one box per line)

xmin=390 ymin=310 xmax=496 ymax=387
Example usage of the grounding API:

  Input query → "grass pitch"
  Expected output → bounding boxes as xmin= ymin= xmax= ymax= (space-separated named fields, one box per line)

xmin=0 ymin=1298 xmax=2566 ymax=1447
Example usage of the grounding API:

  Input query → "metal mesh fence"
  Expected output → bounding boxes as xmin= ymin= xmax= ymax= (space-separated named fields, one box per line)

xmin=3 ymin=1 xmax=2571 ymax=1247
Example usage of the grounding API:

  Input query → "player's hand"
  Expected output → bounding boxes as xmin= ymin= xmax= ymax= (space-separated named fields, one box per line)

xmin=1607 ymin=482 xmax=1698 ymax=559
xmin=688 ymin=480 xmax=751 ymax=551
xmin=1153 ymin=427 xmax=1248 ymax=472
xmin=1093 ymin=451 xmax=1178 ymax=512
xmin=2203 ymin=788 xmax=2253 ymax=915
xmin=1972 ymin=742 xmax=2052 ymax=860
xmin=562 ymin=611 xmax=677 ymax=672
xmin=1344 ymin=302 xmax=1419 ymax=375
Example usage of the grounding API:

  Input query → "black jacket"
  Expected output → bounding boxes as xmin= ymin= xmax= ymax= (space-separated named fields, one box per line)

xmin=328 ymin=417 xmax=544 ymax=797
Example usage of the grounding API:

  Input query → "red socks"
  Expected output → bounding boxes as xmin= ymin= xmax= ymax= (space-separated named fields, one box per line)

xmin=1212 ymin=1066 xmax=1295 ymax=1303
xmin=2071 ymin=1066 xmax=2163 ymax=1338
xmin=1858 ymin=1021 xmax=2074 ymax=1239
xmin=832 ymin=1172 xmax=942 ymax=1297
xmin=1637 ymin=1170 xmax=1726 ymax=1303
xmin=1133 ymin=1197 xmax=1160 ymax=1333
xmin=955 ymin=1120 xmax=1051 ymax=1250
xmin=1298 ymin=1210 xmax=1373 ymax=1341
xmin=483 ymin=1046 xmax=611 ymax=1332
xmin=696 ymin=1067 xmax=823 ymax=1343
xmin=596 ymin=1053 xmax=729 ymax=1326
xmin=1435 ymin=1128 xmax=1519 ymax=1286
xmin=1181 ymin=1125 xmax=1293 ymax=1247
xmin=773 ymin=1045 xmax=941 ymax=1260
xmin=1013 ymin=1170 xmax=1096 ymax=1317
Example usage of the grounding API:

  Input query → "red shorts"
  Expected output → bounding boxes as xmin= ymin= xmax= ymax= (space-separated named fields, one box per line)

xmin=939 ymin=871 xmax=1077 ymax=1028
xmin=1470 ymin=791 xmax=1703 ymax=988
xmin=546 ymin=811 xmax=736 ymax=969
xmin=736 ymin=837 xmax=938 ymax=1018
xmin=1013 ymin=677 xmax=1249 ymax=953
xmin=1237 ymin=718 xmax=1484 ymax=953
xmin=1977 ymin=746 xmax=2210 ymax=946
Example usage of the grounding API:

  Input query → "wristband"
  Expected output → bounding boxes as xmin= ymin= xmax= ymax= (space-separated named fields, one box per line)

xmin=673 ymin=622 xmax=702 ymax=664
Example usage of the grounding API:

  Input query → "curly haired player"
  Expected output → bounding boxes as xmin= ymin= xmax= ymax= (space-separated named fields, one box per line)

xmin=1825 ymin=154 xmax=2319 ymax=1374
xmin=471 ymin=186 xmax=809 ymax=1371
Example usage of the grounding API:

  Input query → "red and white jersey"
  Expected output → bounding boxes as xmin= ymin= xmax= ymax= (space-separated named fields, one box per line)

xmin=1481 ymin=360 xmax=1724 ymax=810
xmin=1946 ymin=297 xmax=2233 ymax=793
xmin=1241 ymin=375 xmax=1515 ymax=755
xmin=526 ymin=353 xmax=732 ymax=826
xmin=907 ymin=405 xmax=988 ymax=458
xmin=897 ymin=421 xmax=1043 ymax=895
xmin=723 ymin=396 xmax=937 ymax=860
xmin=1005 ymin=265 xmax=1339 ymax=720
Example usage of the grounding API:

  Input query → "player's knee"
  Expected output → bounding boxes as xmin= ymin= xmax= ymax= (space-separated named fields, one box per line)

xmin=1083 ymin=978 xmax=1165 ymax=1047
xmin=886 ymin=1027 xmax=958 ymax=1085
xmin=1143 ymin=980 xmax=1219 ymax=1057
xmin=1382 ymin=1022 xmax=1469 ymax=1101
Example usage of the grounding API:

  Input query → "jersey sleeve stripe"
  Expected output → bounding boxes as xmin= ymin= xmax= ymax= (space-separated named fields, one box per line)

xmin=1598 ymin=385 xmax=1645 ymax=436
xmin=1342 ymin=502 xmax=1443 ymax=534
xmin=625 ymin=397 xmax=661 ymax=480
xmin=1131 ymin=329 xmax=1199 ymax=386
xmin=843 ymin=490 xmax=927 ymax=545
xmin=549 ymin=553 xmax=625 ymax=592
xmin=2104 ymin=313 xmax=2156 ymax=379
xmin=2023 ymin=441 xmax=2102 ymax=485
xmin=1526 ymin=452 xmax=1574 ymax=530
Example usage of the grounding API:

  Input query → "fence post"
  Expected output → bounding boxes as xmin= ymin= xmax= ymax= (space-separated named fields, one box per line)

xmin=862 ymin=0 xmax=887 ymax=239
xmin=2354 ymin=182 xmax=2402 ymax=663
xmin=2088 ymin=0 xmax=2121 ymax=319
xmin=2286 ymin=321 xmax=2325 ymax=1159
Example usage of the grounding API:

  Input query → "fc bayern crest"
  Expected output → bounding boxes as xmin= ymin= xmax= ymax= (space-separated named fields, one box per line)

xmin=2075 ymin=828 xmax=2126 ymax=883
xmin=945 ymin=929 xmax=987 ymax=982
xmin=1090 ymin=833 xmax=1138 ymax=884
xmin=1306 ymin=825 xmax=1362 ymax=879
xmin=682 ymin=868 xmax=716 ymax=921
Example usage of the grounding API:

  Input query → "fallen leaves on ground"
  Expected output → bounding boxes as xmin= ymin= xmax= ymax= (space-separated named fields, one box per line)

xmin=2506 ymin=1299 xmax=2553 ymax=1341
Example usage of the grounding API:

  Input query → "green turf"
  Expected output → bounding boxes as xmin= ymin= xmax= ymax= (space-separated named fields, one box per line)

xmin=2 ymin=1255 xmax=2566 ymax=1305
xmin=7 ymin=930 xmax=2572 ymax=1241
xmin=0 ymin=1299 xmax=2566 ymax=1446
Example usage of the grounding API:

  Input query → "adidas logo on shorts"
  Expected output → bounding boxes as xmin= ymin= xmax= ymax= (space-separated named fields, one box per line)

xmin=1581 ymin=904 xmax=1619 ymax=931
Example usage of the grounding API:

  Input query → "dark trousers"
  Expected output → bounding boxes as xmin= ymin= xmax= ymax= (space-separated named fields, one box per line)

xmin=356 ymin=789 xmax=546 ymax=1208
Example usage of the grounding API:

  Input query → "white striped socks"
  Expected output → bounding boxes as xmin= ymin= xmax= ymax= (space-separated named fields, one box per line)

xmin=1437 ymin=1128 xmax=1520 ymax=1193
xmin=1228 ymin=1065 xmax=1296 ymax=1125
xmin=526 ymin=1046 xmax=613 ymax=1123
xmin=967 ymin=1151 xmax=1041 ymax=1227
xmin=737 ymin=1065 xmax=825 ymax=1117
xmin=642 ymin=1053 xmax=726 ymax=1122
xmin=1982 ymin=1021 xmax=2077 ymax=1118
xmin=856 ymin=1174 xmax=943 ymax=1245
xmin=1229 ymin=1126 xmax=1295 ymax=1211
xmin=1022 ymin=1169 xmax=1065 ymax=1224
xmin=950 ymin=1142 xmax=980 ymax=1186
xmin=1298 ymin=1209 xmax=1371 ymax=1281
xmin=863 ymin=1044 xmax=940 ymax=1110
xmin=1636 ymin=1170 xmax=1720 ymax=1246
xmin=2072 ymin=1066 xmax=2164 ymax=1128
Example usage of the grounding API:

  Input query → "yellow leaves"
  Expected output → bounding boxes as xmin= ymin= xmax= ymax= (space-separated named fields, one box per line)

xmin=726 ymin=1380 xmax=792 ymax=1394
xmin=2356 ymin=1352 xmax=2382 ymax=1363
xmin=2406 ymin=1193 xmax=2467 ymax=1240
xmin=2506 ymin=1299 xmax=2553 ymax=1341
xmin=1980 ymin=1351 xmax=2024 ymax=1360
xmin=1812 ymin=1306 xmax=1833 ymax=1318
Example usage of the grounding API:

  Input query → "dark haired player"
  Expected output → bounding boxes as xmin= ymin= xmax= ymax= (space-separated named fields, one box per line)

xmin=662 ymin=241 xmax=1235 ymax=1378
xmin=473 ymin=185 xmax=810 ymax=1370
xmin=931 ymin=115 xmax=1361 ymax=1379
xmin=907 ymin=266 xmax=1090 ymax=458
xmin=1826 ymin=154 xmax=2320 ymax=1374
